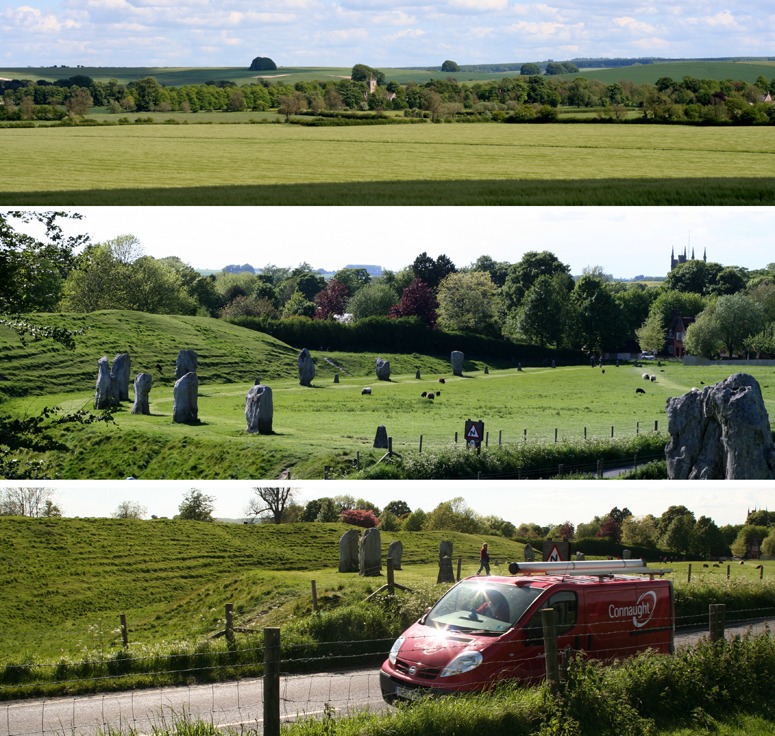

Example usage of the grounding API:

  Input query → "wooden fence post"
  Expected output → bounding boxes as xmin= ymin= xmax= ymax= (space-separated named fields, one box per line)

xmin=225 ymin=603 xmax=234 ymax=642
xmin=419 ymin=435 xmax=423 ymax=454
xmin=263 ymin=628 xmax=281 ymax=736
xmin=597 ymin=459 xmax=603 ymax=478
xmin=687 ymin=564 xmax=692 ymax=583
xmin=709 ymin=603 xmax=726 ymax=642
xmin=311 ymin=580 xmax=319 ymax=613
xmin=119 ymin=614 xmax=129 ymax=648
xmin=457 ymin=557 xmax=462 ymax=582
xmin=542 ymin=608 xmax=559 ymax=691
xmin=387 ymin=558 xmax=395 ymax=595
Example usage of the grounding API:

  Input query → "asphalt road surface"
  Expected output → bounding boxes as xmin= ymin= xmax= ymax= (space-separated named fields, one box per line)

xmin=2 ymin=619 xmax=771 ymax=736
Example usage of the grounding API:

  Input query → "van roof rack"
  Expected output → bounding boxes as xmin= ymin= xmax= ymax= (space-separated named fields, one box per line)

xmin=507 ymin=559 xmax=671 ymax=578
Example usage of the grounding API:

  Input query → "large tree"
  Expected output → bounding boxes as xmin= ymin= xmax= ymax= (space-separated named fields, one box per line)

xmin=515 ymin=273 xmax=570 ymax=347
xmin=347 ymin=282 xmax=398 ymax=320
xmin=389 ymin=278 xmax=438 ymax=327
xmin=568 ymin=275 xmax=623 ymax=353
xmin=314 ymin=279 xmax=350 ymax=319
xmin=245 ymin=486 xmax=296 ymax=524
xmin=0 ymin=486 xmax=60 ymax=516
xmin=502 ymin=251 xmax=572 ymax=313
xmin=177 ymin=489 xmax=215 ymax=521
xmin=436 ymin=270 xmax=499 ymax=335
xmin=411 ymin=252 xmax=456 ymax=290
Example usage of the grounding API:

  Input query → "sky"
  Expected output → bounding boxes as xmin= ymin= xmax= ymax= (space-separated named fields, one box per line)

xmin=31 ymin=205 xmax=775 ymax=280
xmin=2 ymin=0 xmax=774 ymax=69
xmin=2 ymin=479 xmax=769 ymax=527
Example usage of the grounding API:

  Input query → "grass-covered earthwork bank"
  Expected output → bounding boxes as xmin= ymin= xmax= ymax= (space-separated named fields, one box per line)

xmin=1 ymin=516 xmax=773 ymax=703
xmin=1 ymin=123 xmax=773 ymax=205
xmin=3 ymin=311 xmax=775 ymax=479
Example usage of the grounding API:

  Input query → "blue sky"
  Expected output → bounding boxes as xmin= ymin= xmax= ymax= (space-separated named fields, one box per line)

xmin=1 ymin=0 xmax=773 ymax=68
xmin=31 ymin=206 xmax=775 ymax=280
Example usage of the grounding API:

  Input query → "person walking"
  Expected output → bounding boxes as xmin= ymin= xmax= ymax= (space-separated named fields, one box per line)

xmin=477 ymin=543 xmax=490 ymax=575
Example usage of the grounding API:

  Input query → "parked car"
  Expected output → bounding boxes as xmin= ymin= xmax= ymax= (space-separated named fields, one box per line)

xmin=380 ymin=559 xmax=674 ymax=703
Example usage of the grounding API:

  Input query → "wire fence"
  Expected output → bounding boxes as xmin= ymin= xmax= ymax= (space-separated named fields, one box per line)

xmin=1 ymin=607 xmax=772 ymax=736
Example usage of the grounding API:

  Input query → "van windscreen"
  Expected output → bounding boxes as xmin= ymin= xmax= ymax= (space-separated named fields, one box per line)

xmin=425 ymin=581 xmax=543 ymax=634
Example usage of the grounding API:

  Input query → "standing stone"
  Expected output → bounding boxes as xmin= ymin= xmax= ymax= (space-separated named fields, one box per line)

xmin=623 ymin=549 xmax=632 ymax=560
xmin=339 ymin=529 xmax=360 ymax=573
xmin=451 ymin=351 xmax=464 ymax=376
xmin=376 ymin=357 xmax=391 ymax=381
xmin=524 ymin=543 xmax=535 ymax=562
xmin=517 ymin=363 xmax=523 ymax=372
xmin=175 ymin=349 xmax=198 ymax=380
xmin=437 ymin=540 xmax=455 ymax=583
xmin=298 ymin=348 xmax=315 ymax=386
xmin=131 ymin=373 xmax=152 ymax=415
xmin=95 ymin=356 xmax=117 ymax=409
xmin=173 ymin=371 xmax=199 ymax=424
xmin=374 ymin=425 xmax=388 ymax=449
xmin=111 ymin=353 xmax=131 ymax=402
xmin=359 ymin=527 xmax=381 ymax=577
xmin=484 ymin=365 xmax=489 ymax=375
xmin=245 ymin=384 xmax=273 ymax=434
xmin=665 ymin=373 xmax=775 ymax=480
xmin=334 ymin=373 xmax=339 ymax=383
xmin=415 ymin=368 xmax=421 ymax=379
xmin=388 ymin=540 xmax=404 ymax=570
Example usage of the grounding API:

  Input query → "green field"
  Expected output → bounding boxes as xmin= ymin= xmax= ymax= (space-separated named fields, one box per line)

xmin=3 ymin=60 xmax=775 ymax=85
xmin=0 ymin=515 xmax=772 ymax=679
xmin=1 ymin=123 xmax=774 ymax=205
xmin=3 ymin=312 xmax=775 ymax=479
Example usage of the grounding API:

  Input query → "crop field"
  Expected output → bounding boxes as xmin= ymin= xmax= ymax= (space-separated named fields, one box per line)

xmin=3 ymin=312 xmax=774 ymax=479
xmin=3 ymin=60 xmax=775 ymax=86
xmin=1 ymin=123 xmax=774 ymax=205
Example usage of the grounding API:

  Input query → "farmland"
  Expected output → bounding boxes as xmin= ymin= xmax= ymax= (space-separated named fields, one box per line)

xmin=2 ymin=123 xmax=774 ymax=205
xmin=2 ymin=311 xmax=774 ymax=480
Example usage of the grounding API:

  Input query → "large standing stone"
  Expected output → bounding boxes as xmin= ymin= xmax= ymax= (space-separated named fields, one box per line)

xmin=437 ymin=540 xmax=455 ymax=583
xmin=173 ymin=371 xmax=199 ymax=424
xmin=359 ymin=527 xmax=381 ymax=577
xmin=95 ymin=356 xmax=117 ymax=409
xmin=451 ymin=350 xmax=464 ymax=376
xmin=245 ymin=384 xmax=273 ymax=434
xmin=387 ymin=540 xmax=404 ymax=570
xmin=665 ymin=373 xmax=775 ymax=479
xmin=374 ymin=425 xmax=388 ymax=449
xmin=339 ymin=529 xmax=360 ymax=572
xmin=375 ymin=357 xmax=391 ymax=381
xmin=175 ymin=349 xmax=198 ymax=381
xmin=131 ymin=373 xmax=152 ymax=415
xmin=298 ymin=348 xmax=315 ymax=387
xmin=111 ymin=353 xmax=131 ymax=402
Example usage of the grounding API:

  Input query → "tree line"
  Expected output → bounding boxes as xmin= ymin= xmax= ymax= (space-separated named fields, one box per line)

xmin=7 ymin=484 xmax=773 ymax=562
xmin=4 ymin=211 xmax=775 ymax=360
xmin=2 ymin=70 xmax=774 ymax=125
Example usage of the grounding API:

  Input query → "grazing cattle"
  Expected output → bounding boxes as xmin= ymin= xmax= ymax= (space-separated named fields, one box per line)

xmin=421 ymin=391 xmax=427 ymax=398
xmin=439 ymin=378 xmax=446 ymax=384
xmin=427 ymin=392 xmax=435 ymax=400
xmin=361 ymin=387 xmax=372 ymax=395
xmin=636 ymin=387 xmax=646 ymax=394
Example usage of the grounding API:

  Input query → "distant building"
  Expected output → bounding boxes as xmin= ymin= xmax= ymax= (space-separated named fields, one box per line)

xmin=666 ymin=311 xmax=696 ymax=358
xmin=670 ymin=246 xmax=707 ymax=271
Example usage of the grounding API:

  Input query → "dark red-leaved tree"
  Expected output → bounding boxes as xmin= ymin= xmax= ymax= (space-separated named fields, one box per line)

xmin=314 ymin=279 xmax=350 ymax=319
xmin=389 ymin=278 xmax=438 ymax=327
xmin=341 ymin=508 xmax=379 ymax=528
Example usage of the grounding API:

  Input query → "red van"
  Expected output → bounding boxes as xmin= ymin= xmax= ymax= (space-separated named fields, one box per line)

xmin=380 ymin=559 xmax=674 ymax=703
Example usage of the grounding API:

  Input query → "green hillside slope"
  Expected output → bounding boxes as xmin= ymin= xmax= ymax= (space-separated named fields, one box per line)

xmin=0 ymin=516 xmax=522 ymax=661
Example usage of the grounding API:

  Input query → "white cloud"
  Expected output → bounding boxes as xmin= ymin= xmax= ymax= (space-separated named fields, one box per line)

xmin=614 ymin=16 xmax=657 ymax=34
xmin=447 ymin=0 xmax=508 ymax=11
xmin=4 ymin=4 xmax=80 ymax=32
xmin=390 ymin=27 xmax=425 ymax=38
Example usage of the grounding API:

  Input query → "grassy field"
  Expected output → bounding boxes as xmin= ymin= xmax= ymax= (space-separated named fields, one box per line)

xmin=3 ymin=60 xmax=775 ymax=85
xmin=2 ymin=311 xmax=775 ymax=479
xmin=0 ymin=516 xmax=527 ymax=662
xmin=1 ymin=123 xmax=774 ymax=205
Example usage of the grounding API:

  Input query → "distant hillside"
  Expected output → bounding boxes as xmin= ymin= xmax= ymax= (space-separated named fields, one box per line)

xmin=0 ymin=311 xmax=300 ymax=399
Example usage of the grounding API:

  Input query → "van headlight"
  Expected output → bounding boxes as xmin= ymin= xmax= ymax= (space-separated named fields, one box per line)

xmin=440 ymin=650 xmax=483 ymax=677
xmin=389 ymin=636 xmax=405 ymax=665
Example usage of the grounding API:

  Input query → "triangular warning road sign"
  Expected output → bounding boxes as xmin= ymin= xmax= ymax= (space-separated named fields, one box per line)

xmin=466 ymin=425 xmax=480 ymax=439
xmin=547 ymin=544 xmax=563 ymax=562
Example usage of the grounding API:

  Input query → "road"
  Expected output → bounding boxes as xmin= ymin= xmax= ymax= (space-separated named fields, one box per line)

xmin=2 ymin=619 xmax=771 ymax=736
